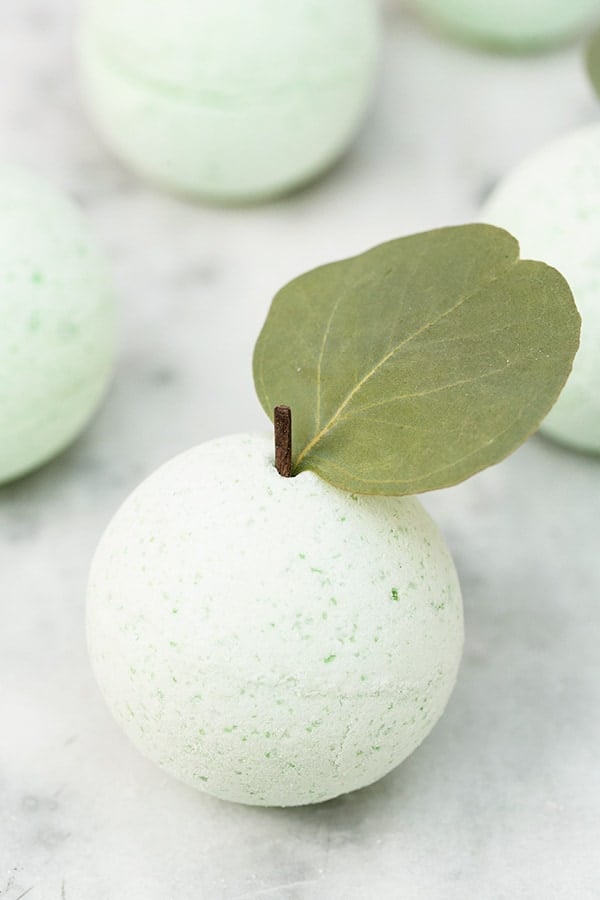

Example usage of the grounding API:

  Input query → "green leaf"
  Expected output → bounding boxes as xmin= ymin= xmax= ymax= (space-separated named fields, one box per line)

xmin=253 ymin=224 xmax=580 ymax=496
xmin=586 ymin=28 xmax=600 ymax=101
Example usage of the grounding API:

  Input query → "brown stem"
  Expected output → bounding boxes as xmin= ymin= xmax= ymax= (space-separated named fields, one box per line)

xmin=274 ymin=406 xmax=292 ymax=477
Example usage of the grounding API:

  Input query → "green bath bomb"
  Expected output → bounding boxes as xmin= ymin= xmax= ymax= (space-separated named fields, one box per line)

xmin=411 ymin=0 xmax=600 ymax=49
xmin=78 ymin=0 xmax=380 ymax=201
xmin=0 ymin=166 xmax=116 ymax=484
xmin=482 ymin=124 xmax=600 ymax=454
xmin=87 ymin=434 xmax=463 ymax=807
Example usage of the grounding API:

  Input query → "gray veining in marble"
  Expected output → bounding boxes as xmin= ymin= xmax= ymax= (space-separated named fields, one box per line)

xmin=1 ymin=1 xmax=600 ymax=898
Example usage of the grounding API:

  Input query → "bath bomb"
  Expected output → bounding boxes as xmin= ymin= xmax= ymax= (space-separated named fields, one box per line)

xmin=0 ymin=166 xmax=116 ymax=484
xmin=410 ymin=0 xmax=600 ymax=49
xmin=79 ymin=0 xmax=379 ymax=201
xmin=87 ymin=433 xmax=463 ymax=807
xmin=482 ymin=124 xmax=600 ymax=454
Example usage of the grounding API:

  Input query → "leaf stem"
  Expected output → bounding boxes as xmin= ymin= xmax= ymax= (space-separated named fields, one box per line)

xmin=274 ymin=406 xmax=292 ymax=477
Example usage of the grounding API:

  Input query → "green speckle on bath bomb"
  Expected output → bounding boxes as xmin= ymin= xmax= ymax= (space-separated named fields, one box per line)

xmin=411 ymin=0 xmax=600 ymax=49
xmin=87 ymin=434 xmax=464 ymax=808
xmin=0 ymin=166 xmax=116 ymax=484
xmin=78 ymin=0 xmax=380 ymax=201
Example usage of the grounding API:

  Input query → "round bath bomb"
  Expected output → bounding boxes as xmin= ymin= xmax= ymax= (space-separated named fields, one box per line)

xmin=410 ymin=0 xmax=600 ymax=49
xmin=0 ymin=166 xmax=116 ymax=484
xmin=482 ymin=124 xmax=600 ymax=454
xmin=87 ymin=433 xmax=463 ymax=807
xmin=79 ymin=0 xmax=379 ymax=201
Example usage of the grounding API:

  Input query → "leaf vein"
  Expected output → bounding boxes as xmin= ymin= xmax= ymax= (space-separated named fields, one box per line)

xmin=315 ymin=292 xmax=344 ymax=432
xmin=338 ymin=361 xmax=515 ymax=420
xmin=310 ymin=411 xmax=526 ymax=490
xmin=296 ymin=266 xmax=513 ymax=465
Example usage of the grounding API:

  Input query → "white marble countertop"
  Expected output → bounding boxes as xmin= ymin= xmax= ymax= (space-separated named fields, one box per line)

xmin=1 ymin=2 xmax=600 ymax=898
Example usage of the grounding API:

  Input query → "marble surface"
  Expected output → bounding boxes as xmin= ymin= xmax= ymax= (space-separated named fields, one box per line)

xmin=1 ymin=1 xmax=600 ymax=898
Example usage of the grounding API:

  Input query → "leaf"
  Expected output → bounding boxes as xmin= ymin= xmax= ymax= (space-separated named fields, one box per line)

xmin=253 ymin=224 xmax=580 ymax=496
xmin=586 ymin=28 xmax=600 ymax=101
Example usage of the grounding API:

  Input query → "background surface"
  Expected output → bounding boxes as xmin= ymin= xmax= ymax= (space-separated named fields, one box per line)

xmin=1 ymin=2 xmax=600 ymax=898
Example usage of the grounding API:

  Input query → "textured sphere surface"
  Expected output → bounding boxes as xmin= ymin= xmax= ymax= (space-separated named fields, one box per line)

xmin=483 ymin=124 xmax=600 ymax=454
xmin=411 ymin=0 xmax=600 ymax=48
xmin=79 ymin=0 xmax=379 ymax=201
xmin=87 ymin=434 xmax=463 ymax=807
xmin=0 ymin=166 xmax=116 ymax=484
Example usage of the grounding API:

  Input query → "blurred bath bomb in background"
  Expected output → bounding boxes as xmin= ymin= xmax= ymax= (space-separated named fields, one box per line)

xmin=410 ymin=0 xmax=600 ymax=49
xmin=482 ymin=124 xmax=600 ymax=454
xmin=0 ymin=166 xmax=116 ymax=484
xmin=79 ymin=0 xmax=380 ymax=201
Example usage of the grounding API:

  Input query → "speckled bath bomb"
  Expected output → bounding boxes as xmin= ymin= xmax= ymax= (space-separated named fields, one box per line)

xmin=0 ymin=166 xmax=116 ymax=484
xmin=87 ymin=433 xmax=463 ymax=807
xmin=78 ymin=0 xmax=379 ymax=202
xmin=411 ymin=0 xmax=600 ymax=49
xmin=482 ymin=124 xmax=600 ymax=454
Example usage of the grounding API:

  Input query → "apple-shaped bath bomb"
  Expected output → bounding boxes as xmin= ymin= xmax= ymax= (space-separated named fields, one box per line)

xmin=0 ymin=166 xmax=116 ymax=484
xmin=87 ymin=433 xmax=463 ymax=807
xmin=482 ymin=124 xmax=600 ymax=454
xmin=410 ymin=0 xmax=600 ymax=49
xmin=78 ymin=0 xmax=379 ymax=201
xmin=87 ymin=226 xmax=579 ymax=806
